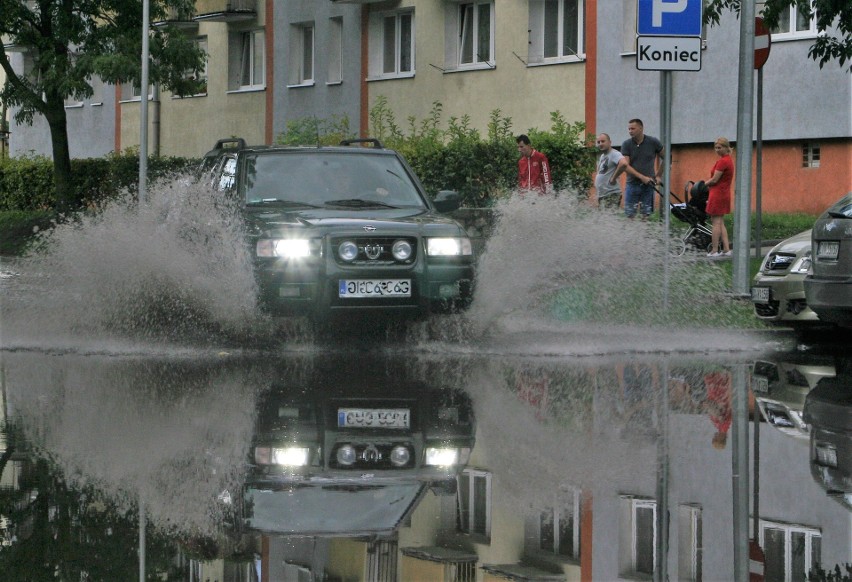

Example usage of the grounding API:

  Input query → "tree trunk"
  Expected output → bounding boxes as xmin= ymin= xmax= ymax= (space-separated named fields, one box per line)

xmin=44 ymin=93 xmax=73 ymax=213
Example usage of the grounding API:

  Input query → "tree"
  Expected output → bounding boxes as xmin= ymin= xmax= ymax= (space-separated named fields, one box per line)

xmin=704 ymin=0 xmax=852 ymax=71
xmin=0 ymin=1 xmax=206 ymax=211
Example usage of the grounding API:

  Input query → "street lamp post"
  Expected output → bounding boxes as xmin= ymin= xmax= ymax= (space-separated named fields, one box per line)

xmin=139 ymin=0 xmax=150 ymax=204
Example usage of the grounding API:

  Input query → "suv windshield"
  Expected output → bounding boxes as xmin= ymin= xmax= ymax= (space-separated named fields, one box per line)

xmin=242 ymin=152 xmax=427 ymax=209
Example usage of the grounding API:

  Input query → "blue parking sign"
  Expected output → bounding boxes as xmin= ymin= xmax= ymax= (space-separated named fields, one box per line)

xmin=637 ymin=0 xmax=702 ymax=36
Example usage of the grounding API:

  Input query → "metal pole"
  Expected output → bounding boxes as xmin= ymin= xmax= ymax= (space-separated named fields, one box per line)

xmin=753 ymin=385 xmax=760 ymax=540
xmin=732 ymin=364 xmax=750 ymax=581
xmin=732 ymin=1 xmax=756 ymax=296
xmin=138 ymin=0 xmax=150 ymax=204
xmin=655 ymin=360 xmax=670 ymax=582
xmin=139 ymin=496 xmax=146 ymax=582
xmin=755 ymin=68 xmax=763 ymax=259
xmin=661 ymin=71 xmax=673 ymax=312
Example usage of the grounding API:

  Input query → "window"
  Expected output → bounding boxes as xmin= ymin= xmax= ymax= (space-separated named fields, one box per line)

xmin=328 ymin=17 xmax=343 ymax=84
xmin=622 ymin=0 xmax=637 ymax=53
xmin=678 ymin=505 xmax=702 ymax=582
xmin=457 ymin=469 xmax=491 ymax=540
xmin=769 ymin=3 xmax=817 ymax=38
xmin=229 ymin=30 xmax=266 ymax=90
xmin=180 ymin=37 xmax=207 ymax=96
xmin=530 ymin=488 xmax=582 ymax=561
xmin=528 ymin=0 xmax=584 ymax=64
xmin=458 ymin=2 xmax=493 ymax=66
xmin=288 ymin=23 xmax=314 ymax=86
xmin=760 ymin=520 xmax=821 ymax=582
xmin=368 ymin=10 xmax=414 ymax=79
xmin=619 ymin=496 xmax=656 ymax=578
xmin=803 ymin=143 xmax=820 ymax=168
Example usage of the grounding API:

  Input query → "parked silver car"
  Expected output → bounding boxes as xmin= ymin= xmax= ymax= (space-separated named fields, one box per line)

xmin=751 ymin=230 xmax=818 ymax=326
xmin=804 ymin=193 xmax=852 ymax=328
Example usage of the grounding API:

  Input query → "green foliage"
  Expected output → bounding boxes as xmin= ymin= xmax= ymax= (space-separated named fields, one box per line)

xmin=0 ymin=209 xmax=55 ymax=255
xmin=810 ymin=563 xmax=852 ymax=582
xmin=367 ymin=96 xmax=596 ymax=207
xmin=0 ymin=152 xmax=196 ymax=212
xmin=275 ymin=114 xmax=356 ymax=146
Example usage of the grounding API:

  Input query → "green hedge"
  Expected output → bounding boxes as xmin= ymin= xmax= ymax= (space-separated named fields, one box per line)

xmin=0 ymin=152 xmax=197 ymax=212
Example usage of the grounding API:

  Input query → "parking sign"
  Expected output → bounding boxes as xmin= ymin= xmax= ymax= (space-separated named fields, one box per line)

xmin=637 ymin=0 xmax=702 ymax=37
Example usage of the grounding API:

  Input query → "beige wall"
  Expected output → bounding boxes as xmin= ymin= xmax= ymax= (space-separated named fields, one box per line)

xmin=327 ymin=538 xmax=367 ymax=581
xmin=122 ymin=2 xmax=268 ymax=158
xmin=366 ymin=0 xmax=585 ymax=137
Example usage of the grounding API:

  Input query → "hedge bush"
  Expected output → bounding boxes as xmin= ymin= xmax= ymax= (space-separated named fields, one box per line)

xmin=0 ymin=151 xmax=197 ymax=212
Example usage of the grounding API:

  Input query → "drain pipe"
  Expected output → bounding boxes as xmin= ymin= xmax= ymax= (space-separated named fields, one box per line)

xmin=151 ymin=83 xmax=160 ymax=156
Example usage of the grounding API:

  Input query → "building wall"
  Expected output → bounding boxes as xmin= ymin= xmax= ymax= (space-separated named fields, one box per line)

xmin=272 ymin=1 xmax=362 ymax=142
xmin=364 ymin=0 xmax=586 ymax=139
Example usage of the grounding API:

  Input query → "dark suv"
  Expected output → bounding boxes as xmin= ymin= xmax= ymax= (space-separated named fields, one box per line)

xmin=203 ymin=138 xmax=474 ymax=318
xmin=804 ymin=193 xmax=852 ymax=328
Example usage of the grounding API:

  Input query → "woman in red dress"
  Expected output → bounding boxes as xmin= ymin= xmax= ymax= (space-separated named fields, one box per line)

xmin=704 ymin=137 xmax=734 ymax=257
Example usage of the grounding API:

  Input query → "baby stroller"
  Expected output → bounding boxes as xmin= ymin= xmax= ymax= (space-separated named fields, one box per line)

xmin=655 ymin=180 xmax=712 ymax=256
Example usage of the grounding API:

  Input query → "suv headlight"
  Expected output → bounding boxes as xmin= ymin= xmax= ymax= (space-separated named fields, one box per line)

xmin=424 ymin=446 xmax=472 ymax=467
xmin=254 ymin=446 xmax=311 ymax=466
xmin=427 ymin=237 xmax=472 ymax=257
xmin=257 ymin=238 xmax=313 ymax=259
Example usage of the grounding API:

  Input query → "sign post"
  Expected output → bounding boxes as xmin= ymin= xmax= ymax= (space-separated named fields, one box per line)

xmin=754 ymin=17 xmax=772 ymax=258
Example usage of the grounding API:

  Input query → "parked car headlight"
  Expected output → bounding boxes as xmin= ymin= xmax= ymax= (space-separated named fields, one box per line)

xmin=254 ymin=446 xmax=310 ymax=466
xmin=424 ymin=446 xmax=471 ymax=467
xmin=257 ymin=239 xmax=312 ymax=259
xmin=338 ymin=241 xmax=359 ymax=261
xmin=790 ymin=254 xmax=812 ymax=274
xmin=427 ymin=237 xmax=472 ymax=257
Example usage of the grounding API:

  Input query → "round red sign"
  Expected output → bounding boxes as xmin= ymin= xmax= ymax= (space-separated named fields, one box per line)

xmin=754 ymin=17 xmax=772 ymax=70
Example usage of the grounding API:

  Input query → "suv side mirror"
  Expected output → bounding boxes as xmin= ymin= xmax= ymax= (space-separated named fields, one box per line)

xmin=433 ymin=190 xmax=461 ymax=213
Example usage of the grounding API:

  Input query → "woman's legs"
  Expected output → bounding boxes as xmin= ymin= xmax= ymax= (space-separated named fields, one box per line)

xmin=710 ymin=215 xmax=731 ymax=253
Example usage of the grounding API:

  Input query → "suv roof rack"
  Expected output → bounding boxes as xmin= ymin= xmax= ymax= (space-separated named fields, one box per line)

xmin=339 ymin=138 xmax=385 ymax=149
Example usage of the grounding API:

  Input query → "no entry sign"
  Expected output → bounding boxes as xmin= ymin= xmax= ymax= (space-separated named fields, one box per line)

xmin=754 ymin=17 xmax=771 ymax=69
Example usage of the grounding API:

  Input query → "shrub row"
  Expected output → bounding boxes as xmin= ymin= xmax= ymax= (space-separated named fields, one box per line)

xmin=0 ymin=152 xmax=197 ymax=212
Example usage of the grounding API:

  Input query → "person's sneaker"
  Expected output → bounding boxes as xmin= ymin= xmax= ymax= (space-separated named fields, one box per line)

xmin=722 ymin=250 xmax=732 ymax=257
xmin=706 ymin=252 xmax=720 ymax=258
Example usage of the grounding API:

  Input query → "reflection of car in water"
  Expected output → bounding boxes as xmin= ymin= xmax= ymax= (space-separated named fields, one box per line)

xmin=241 ymin=366 xmax=475 ymax=537
xmin=803 ymin=358 xmax=852 ymax=510
xmin=752 ymin=356 xmax=836 ymax=439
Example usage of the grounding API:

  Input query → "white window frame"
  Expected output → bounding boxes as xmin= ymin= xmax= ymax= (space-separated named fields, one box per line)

xmin=237 ymin=29 xmax=265 ymax=91
xmin=619 ymin=495 xmax=657 ymax=578
xmin=527 ymin=0 xmax=585 ymax=65
xmin=457 ymin=468 xmax=492 ymax=541
xmin=803 ymin=142 xmax=820 ymax=168
xmin=288 ymin=22 xmax=315 ymax=87
xmin=768 ymin=2 xmax=818 ymax=40
xmin=449 ymin=1 xmax=494 ymax=70
xmin=368 ymin=9 xmax=415 ymax=80
xmin=327 ymin=16 xmax=343 ymax=85
xmin=534 ymin=488 xmax=582 ymax=561
xmin=759 ymin=519 xmax=822 ymax=582
xmin=678 ymin=504 xmax=702 ymax=582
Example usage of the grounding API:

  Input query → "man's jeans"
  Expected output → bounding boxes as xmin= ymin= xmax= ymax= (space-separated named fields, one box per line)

xmin=624 ymin=182 xmax=655 ymax=218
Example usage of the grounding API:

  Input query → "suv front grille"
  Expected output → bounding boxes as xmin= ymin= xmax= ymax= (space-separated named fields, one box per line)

xmin=331 ymin=237 xmax=417 ymax=266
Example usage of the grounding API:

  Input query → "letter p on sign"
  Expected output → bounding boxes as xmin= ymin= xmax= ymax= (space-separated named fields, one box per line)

xmin=653 ymin=0 xmax=687 ymax=27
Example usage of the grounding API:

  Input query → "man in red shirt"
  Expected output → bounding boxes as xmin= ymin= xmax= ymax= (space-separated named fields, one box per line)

xmin=516 ymin=134 xmax=552 ymax=194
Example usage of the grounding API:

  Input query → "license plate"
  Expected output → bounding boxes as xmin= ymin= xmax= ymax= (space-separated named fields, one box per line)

xmin=754 ymin=376 xmax=769 ymax=394
xmin=339 ymin=279 xmax=411 ymax=298
xmin=751 ymin=287 xmax=770 ymax=303
xmin=338 ymin=408 xmax=410 ymax=429
xmin=817 ymin=241 xmax=840 ymax=259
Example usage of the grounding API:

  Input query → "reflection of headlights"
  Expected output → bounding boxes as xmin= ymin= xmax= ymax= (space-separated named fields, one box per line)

xmin=390 ymin=446 xmax=411 ymax=467
xmin=427 ymin=237 xmax=472 ymax=257
xmin=338 ymin=241 xmax=358 ymax=261
xmin=257 ymin=239 xmax=313 ymax=258
xmin=336 ymin=444 xmax=357 ymax=466
xmin=392 ymin=240 xmax=413 ymax=261
xmin=425 ymin=447 xmax=472 ymax=467
xmin=790 ymin=254 xmax=812 ymax=274
xmin=254 ymin=446 xmax=310 ymax=466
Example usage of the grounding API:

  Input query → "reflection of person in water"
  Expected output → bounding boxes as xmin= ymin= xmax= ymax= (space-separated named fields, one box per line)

xmin=704 ymin=370 xmax=732 ymax=450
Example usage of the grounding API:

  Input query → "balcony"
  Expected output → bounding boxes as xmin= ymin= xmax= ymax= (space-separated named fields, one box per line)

xmin=152 ymin=6 xmax=199 ymax=30
xmin=194 ymin=0 xmax=256 ymax=23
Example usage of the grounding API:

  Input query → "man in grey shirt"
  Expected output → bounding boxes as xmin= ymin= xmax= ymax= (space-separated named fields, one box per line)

xmin=619 ymin=118 xmax=664 ymax=219
xmin=594 ymin=133 xmax=624 ymax=210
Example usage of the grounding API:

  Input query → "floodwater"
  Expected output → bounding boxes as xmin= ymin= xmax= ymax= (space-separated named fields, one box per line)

xmin=0 ymin=178 xmax=849 ymax=581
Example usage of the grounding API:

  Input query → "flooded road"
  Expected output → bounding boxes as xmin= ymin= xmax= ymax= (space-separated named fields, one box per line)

xmin=0 ymin=183 xmax=849 ymax=580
